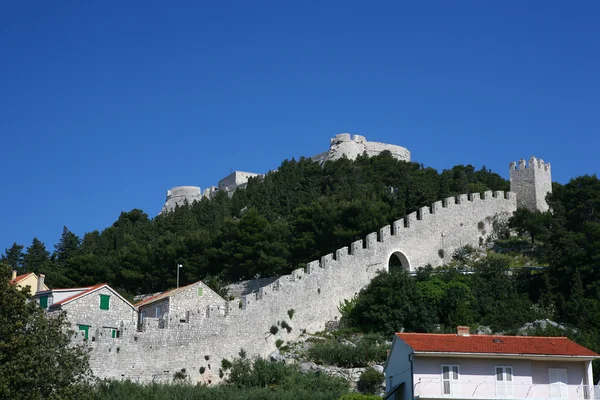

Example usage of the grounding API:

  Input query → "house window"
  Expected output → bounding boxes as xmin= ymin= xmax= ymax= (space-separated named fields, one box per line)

xmin=495 ymin=366 xmax=514 ymax=398
xmin=78 ymin=324 xmax=90 ymax=340
xmin=99 ymin=294 xmax=110 ymax=310
xmin=110 ymin=328 xmax=119 ymax=338
xmin=442 ymin=365 xmax=459 ymax=395
xmin=155 ymin=306 xmax=161 ymax=318
xmin=549 ymin=368 xmax=568 ymax=399
xmin=39 ymin=295 xmax=49 ymax=309
xmin=198 ymin=287 xmax=203 ymax=297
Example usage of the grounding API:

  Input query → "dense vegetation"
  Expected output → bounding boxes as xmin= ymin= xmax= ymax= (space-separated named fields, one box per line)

xmin=2 ymin=152 xmax=508 ymax=297
xmin=0 ymin=264 xmax=91 ymax=400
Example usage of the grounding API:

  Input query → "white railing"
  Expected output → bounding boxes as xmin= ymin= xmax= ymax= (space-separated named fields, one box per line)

xmin=414 ymin=380 xmax=599 ymax=400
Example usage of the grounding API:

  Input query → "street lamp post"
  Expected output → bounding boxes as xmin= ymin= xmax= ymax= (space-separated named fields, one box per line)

xmin=441 ymin=233 xmax=446 ymax=265
xmin=177 ymin=264 xmax=183 ymax=288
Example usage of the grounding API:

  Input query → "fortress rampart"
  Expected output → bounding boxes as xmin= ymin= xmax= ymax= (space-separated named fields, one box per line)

xmin=161 ymin=186 xmax=203 ymax=214
xmin=88 ymin=189 xmax=517 ymax=384
xmin=311 ymin=133 xmax=411 ymax=165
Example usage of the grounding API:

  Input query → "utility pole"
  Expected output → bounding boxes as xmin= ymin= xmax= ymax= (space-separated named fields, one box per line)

xmin=177 ymin=264 xmax=183 ymax=288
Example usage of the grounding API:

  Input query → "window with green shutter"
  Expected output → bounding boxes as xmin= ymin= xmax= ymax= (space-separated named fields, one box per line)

xmin=79 ymin=325 xmax=89 ymax=340
xmin=39 ymin=295 xmax=49 ymax=309
xmin=198 ymin=287 xmax=203 ymax=297
xmin=99 ymin=294 xmax=110 ymax=310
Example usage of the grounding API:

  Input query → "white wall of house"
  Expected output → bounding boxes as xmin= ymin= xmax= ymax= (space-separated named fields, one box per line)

xmin=412 ymin=356 xmax=592 ymax=400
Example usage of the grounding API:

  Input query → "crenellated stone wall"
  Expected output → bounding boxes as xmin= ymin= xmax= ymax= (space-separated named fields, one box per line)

xmin=86 ymin=190 xmax=517 ymax=384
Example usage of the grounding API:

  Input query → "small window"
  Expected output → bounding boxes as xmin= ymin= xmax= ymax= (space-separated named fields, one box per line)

xmin=110 ymin=328 xmax=119 ymax=338
xmin=156 ymin=306 xmax=161 ymax=318
xmin=79 ymin=324 xmax=90 ymax=340
xmin=99 ymin=294 xmax=110 ymax=310
xmin=39 ymin=295 xmax=49 ymax=309
xmin=198 ymin=287 xmax=203 ymax=297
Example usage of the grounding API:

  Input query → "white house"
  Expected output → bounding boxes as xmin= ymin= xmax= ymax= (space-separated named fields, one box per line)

xmin=384 ymin=327 xmax=599 ymax=400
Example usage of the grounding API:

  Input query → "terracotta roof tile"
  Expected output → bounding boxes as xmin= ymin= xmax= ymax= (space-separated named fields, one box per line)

xmin=49 ymin=284 xmax=105 ymax=308
xmin=396 ymin=333 xmax=599 ymax=357
xmin=10 ymin=272 xmax=34 ymax=285
xmin=134 ymin=282 xmax=196 ymax=308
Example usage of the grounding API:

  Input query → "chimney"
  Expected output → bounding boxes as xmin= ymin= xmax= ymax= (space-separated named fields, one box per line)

xmin=457 ymin=326 xmax=470 ymax=336
xmin=11 ymin=270 xmax=17 ymax=281
xmin=37 ymin=274 xmax=45 ymax=293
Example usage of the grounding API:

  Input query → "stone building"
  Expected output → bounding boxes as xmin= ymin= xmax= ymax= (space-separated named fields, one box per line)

xmin=34 ymin=283 xmax=137 ymax=341
xmin=135 ymin=280 xmax=227 ymax=332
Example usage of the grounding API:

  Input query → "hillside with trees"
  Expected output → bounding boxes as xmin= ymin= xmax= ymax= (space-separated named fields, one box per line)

xmin=2 ymin=152 xmax=509 ymax=297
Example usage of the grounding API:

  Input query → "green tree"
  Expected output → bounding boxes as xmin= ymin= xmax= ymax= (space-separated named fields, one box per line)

xmin=349 ymin=269 xmax=433 ymax=334
xmin=2 ymin=242 xmax=24 ymax=270
xmin=23 ymin=238 xmax=51 ymax=274
xmin=54 ymin=226 xmax=81 ymax=265
xmin=0 ymin=263 xmax=91 ymax=399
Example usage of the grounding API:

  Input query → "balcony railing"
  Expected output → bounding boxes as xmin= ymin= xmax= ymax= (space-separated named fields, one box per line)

xmin=414 ymin=379 xmax=599 ymax=400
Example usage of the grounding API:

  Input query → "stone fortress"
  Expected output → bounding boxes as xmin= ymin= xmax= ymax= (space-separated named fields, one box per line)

xmin=160 ymin=134 xmax=410 ymax=214
xmin=84 ymin=136 xmax=551 ymax=384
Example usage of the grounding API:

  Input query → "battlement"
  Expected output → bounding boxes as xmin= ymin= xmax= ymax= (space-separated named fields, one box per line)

xmin=509 ymin=156 xmax=551 ymax=173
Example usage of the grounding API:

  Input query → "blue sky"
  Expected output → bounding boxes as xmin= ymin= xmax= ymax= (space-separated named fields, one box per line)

xmin=1 ymin=1 xmax=599 ymax=253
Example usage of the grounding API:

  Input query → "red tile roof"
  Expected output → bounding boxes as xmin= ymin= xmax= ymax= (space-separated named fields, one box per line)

xmin=10 ymin=272 xmax=34 ymax=285
xmin=49 ymin=283 xmax=106 ymax=308
xmin=396 ymin=333 xmax=599 ymax=357
xmin=134 ymin=282 xmax=196 ymax=308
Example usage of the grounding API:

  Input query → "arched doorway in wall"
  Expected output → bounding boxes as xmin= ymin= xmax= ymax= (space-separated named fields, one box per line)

xmin=388 ymin=251 xmax=410 ymax=273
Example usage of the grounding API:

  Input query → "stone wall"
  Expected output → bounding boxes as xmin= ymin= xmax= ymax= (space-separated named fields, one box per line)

xmin=160 ymin=186 xmax=203 ymax=214
xmin=85 ymin=190 xmax=516 ymax=383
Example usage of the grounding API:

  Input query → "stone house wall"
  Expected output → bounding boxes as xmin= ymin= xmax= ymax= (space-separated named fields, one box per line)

xmin=53 ymin=286 xmax=137 ymax=343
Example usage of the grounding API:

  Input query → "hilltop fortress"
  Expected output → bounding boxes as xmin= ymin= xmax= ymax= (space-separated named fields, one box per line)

xmin=160 ymin=134 xmax=410 ymax=214
xmin=59 ymin=136 xmax=552 ymax=384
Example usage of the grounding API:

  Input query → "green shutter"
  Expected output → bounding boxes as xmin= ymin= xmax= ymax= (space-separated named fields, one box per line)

xmin=79 ymin=325 xmax=89 ymax=340
xmin=39 ymin=295 xmax=48 ymax=309
xmin=111 ymin=329 xmax=117 ymax=338
xmin=198 ymin=287 xmax=203 ymax=297
xmin=99 ymin=294 xmax=110 ymax=310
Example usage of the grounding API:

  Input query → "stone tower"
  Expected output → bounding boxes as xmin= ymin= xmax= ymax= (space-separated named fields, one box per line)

xmin=509 ymin=156 xmax=552 ymax=212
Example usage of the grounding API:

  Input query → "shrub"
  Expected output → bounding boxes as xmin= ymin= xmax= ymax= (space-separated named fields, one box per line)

xmin=288 ymin=309 xmax=295 ymax=319
xmin=239 ymin=349 xmax=247 ymax=359
xmin=270 ymin=325 xmax=279 ymax=335
xmin=307 ymin=334 xmax=389 ymax=368
xmin=275 ymin=339 xmax=284 ymax=348
xmin=339 ymin=394 xmax=382 ymax=400
xmin=280 ymin=320 xmax=292 ymax=333
xmin=357 ymin=367 xmax=384 ymax=394
xmin=221 ymin=358 xmax=233 ymax=370
xmin=173 ymin=368 xmax=188 ymax=380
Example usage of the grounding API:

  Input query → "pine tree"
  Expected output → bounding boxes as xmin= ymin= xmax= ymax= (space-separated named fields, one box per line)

xmin=54 ymin=227 xmax=81 ymax=265
xmin=23 ymin=238 xmax=51 ymax=274
xmin=2 ymin=243 xmax=24 ymax=270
